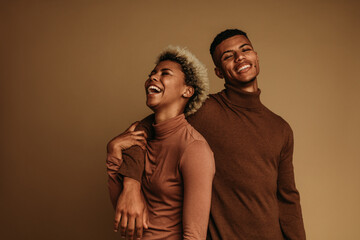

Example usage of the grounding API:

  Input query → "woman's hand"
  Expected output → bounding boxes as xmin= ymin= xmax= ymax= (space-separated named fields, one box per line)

xmin=107 ymin=122 xmax=147 ymax=160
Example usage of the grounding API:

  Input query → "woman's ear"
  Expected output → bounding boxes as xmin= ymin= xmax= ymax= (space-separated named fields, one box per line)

xmin=183 ymin=86 xmax=194 ymax=98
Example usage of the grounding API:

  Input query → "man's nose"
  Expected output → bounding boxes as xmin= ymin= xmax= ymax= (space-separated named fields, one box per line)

xmin=235 ymin=52 xmax=245 ymax=62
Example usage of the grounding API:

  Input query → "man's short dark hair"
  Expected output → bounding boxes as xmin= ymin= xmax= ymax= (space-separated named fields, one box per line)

xmin=209 ymin=29 xmax=249 ymax=57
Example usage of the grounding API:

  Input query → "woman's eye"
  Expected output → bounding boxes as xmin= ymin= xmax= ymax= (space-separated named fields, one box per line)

xmin=149 ymin=71 xmax=156 ymax=77
xmin=162 ymin=72 xmax=169 ymax=76
xmin=243 ymin=48 xmax=251 ymax=52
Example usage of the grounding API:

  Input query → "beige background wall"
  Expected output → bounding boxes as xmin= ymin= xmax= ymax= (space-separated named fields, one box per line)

xmin=1 ymin=0 xmax=359 ymax=239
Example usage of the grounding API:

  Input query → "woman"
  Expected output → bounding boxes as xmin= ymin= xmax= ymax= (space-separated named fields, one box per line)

xmin=106 ymin=46 xmax=215 ymax=239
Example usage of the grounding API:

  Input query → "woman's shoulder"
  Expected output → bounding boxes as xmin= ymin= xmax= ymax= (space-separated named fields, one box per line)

xmin=184 ymin=122 xmax=208 ymax=143
xmin=182 ymin=123 xmax=213 ymax=156
xmin=179 ymin=124 xmax=215 ymax=173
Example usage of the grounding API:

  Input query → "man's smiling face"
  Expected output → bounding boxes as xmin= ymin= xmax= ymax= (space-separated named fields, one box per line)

xmin=213 ymin=35 xmax=260 ymax=87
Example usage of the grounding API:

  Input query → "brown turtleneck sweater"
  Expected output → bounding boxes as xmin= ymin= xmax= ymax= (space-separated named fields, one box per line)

xmin=115 ymin=85 xmax=306 ymax=240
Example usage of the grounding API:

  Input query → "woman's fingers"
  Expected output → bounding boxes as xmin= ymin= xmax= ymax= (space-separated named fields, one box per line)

xmin=138 ymin=139 xmax=147 ymax=150
xmin=131 ymin=130 xmax=147 ymax=137
xmin=128 ymin=135 xmax=147 ymax=150
xmin=109 ymin=132 xmax=146 ymax=151
xmin=133 ymin=135 xmax=146 ymax=143
xmin=125 ymin=121 xmax=140 ymax=133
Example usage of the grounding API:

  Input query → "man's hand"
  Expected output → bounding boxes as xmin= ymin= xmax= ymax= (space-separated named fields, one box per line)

xmin=114 ymin=177 xmax=149 ymax=240
xmin=107 ymin=122 xmax=147 ymax=160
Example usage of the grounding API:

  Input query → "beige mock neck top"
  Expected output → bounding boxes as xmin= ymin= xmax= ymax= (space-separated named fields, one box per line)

xmin=142 ymin=114 xmax=214 ymax=240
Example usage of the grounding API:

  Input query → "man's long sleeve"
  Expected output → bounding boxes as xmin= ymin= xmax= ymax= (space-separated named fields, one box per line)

xmin=117 ymin=114 xmax=154 ymax=182
xmin=106 ymin=154 xmax=123 ymax=208
xmin=277 ymin=126 xmax=306 ymax=239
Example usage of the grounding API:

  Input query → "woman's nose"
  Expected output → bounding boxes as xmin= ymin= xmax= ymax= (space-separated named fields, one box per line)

xmin=149 ymin=73 xmax=159 ymax=82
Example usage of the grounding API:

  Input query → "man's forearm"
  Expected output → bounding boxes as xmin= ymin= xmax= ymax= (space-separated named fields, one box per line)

xmin=108 ymin=174 xmax=122 ymax=209
xmin=107 ymin=169 xmax=143 ymax=209
xmin=106 ymin=154 xmax=123 ymax=208
xmin=117 ymin=146 xmax=145 ymax=182
xmin=117 ymin=114 xmax=154 ymax=181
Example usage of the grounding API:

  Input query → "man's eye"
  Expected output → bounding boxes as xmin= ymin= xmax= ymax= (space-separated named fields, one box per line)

xmin=162 ymin=72 xmax=170 ymax=75
xmin=223 ymin=54 xmax=233 ymax=60
xmin=243 ymin=48 xmax=252 ymax=52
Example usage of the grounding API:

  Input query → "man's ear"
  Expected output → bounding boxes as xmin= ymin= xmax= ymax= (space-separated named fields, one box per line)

xmin=255 ymin=51 xmax=259 ymax=61
xmin=183 ymin=86 xmax=194 ymax=98
xmin=214 ymin=67 xmax=224 ymax=79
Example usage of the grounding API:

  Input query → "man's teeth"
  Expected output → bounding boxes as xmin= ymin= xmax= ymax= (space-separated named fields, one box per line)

xmin=238 ymin=65 xmax=250 ymax=72
xmin=148 ymin=85 xmax=161 ymax=94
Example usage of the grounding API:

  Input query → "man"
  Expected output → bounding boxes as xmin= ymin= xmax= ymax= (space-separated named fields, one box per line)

xmin=107 ymin=29 xmax=306 ymax=239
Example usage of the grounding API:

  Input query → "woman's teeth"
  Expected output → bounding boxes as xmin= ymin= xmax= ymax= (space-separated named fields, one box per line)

xmin=148 ymin=85 xmax=161 ymax=94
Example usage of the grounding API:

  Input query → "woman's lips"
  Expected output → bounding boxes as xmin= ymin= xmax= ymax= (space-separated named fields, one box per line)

xmin=146 ymin=85 xmax=162 ymax=95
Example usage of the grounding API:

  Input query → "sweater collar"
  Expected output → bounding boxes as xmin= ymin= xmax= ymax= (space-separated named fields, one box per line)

xmin=153 ymin=114 xmax=187 ymax=139
xmin=222 ymin=83 xmax=263 ymax=109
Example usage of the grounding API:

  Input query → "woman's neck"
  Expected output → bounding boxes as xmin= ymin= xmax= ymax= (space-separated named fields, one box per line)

xmin=154 ymin=108 xmax=184 ymax=124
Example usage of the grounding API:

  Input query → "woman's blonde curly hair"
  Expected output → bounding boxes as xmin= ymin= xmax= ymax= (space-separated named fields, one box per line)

xmin=156 ymin=46 xmax=209 ymax=116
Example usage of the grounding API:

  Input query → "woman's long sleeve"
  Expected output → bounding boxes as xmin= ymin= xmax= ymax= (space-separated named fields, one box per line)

xmin=180 ymin=140 xmax=215 ymax=239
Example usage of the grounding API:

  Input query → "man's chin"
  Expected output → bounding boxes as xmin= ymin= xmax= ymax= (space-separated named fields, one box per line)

xmin=239 ymin=77 xmax=256 ymax=85
xmin=227 ymin=77 xmax=256 ymax=86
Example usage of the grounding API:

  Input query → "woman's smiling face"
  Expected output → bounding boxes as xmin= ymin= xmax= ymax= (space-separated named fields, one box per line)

xmin=145 ymin=60 xmax=190 ymax=113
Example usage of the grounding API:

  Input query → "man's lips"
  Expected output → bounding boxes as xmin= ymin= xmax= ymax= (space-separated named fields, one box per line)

xmin=235 ymin=64 xmax=251 ymax=73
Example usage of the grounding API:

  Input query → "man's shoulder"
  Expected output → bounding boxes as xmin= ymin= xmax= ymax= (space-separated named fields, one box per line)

xmin=262 ymin=105 xmax=293 ymax=132
xmin=208 ymin=90 xmax=226 ymax=101
xmin=195 ymin=91 xmax=225 ymax=111
xmin=186 ymin=91 xmax=225 ymax=124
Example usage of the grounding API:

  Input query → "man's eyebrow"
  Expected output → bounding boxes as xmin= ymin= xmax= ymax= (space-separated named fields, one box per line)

xmin=220 ymin=50 xmax=234 ymax=59
xmin=239 ymin=43 xmax=251 ymax=49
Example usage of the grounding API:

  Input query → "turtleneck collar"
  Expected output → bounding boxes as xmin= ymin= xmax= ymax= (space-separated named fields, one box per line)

xmin=153 ymin=114 xmax=187 ymax=139
xmin=222 ymin=83 xmax=263 ymax=109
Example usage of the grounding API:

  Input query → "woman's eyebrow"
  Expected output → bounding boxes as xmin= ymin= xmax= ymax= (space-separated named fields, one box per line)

xmin=160 ymin=68 xmax=173 ymax=72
